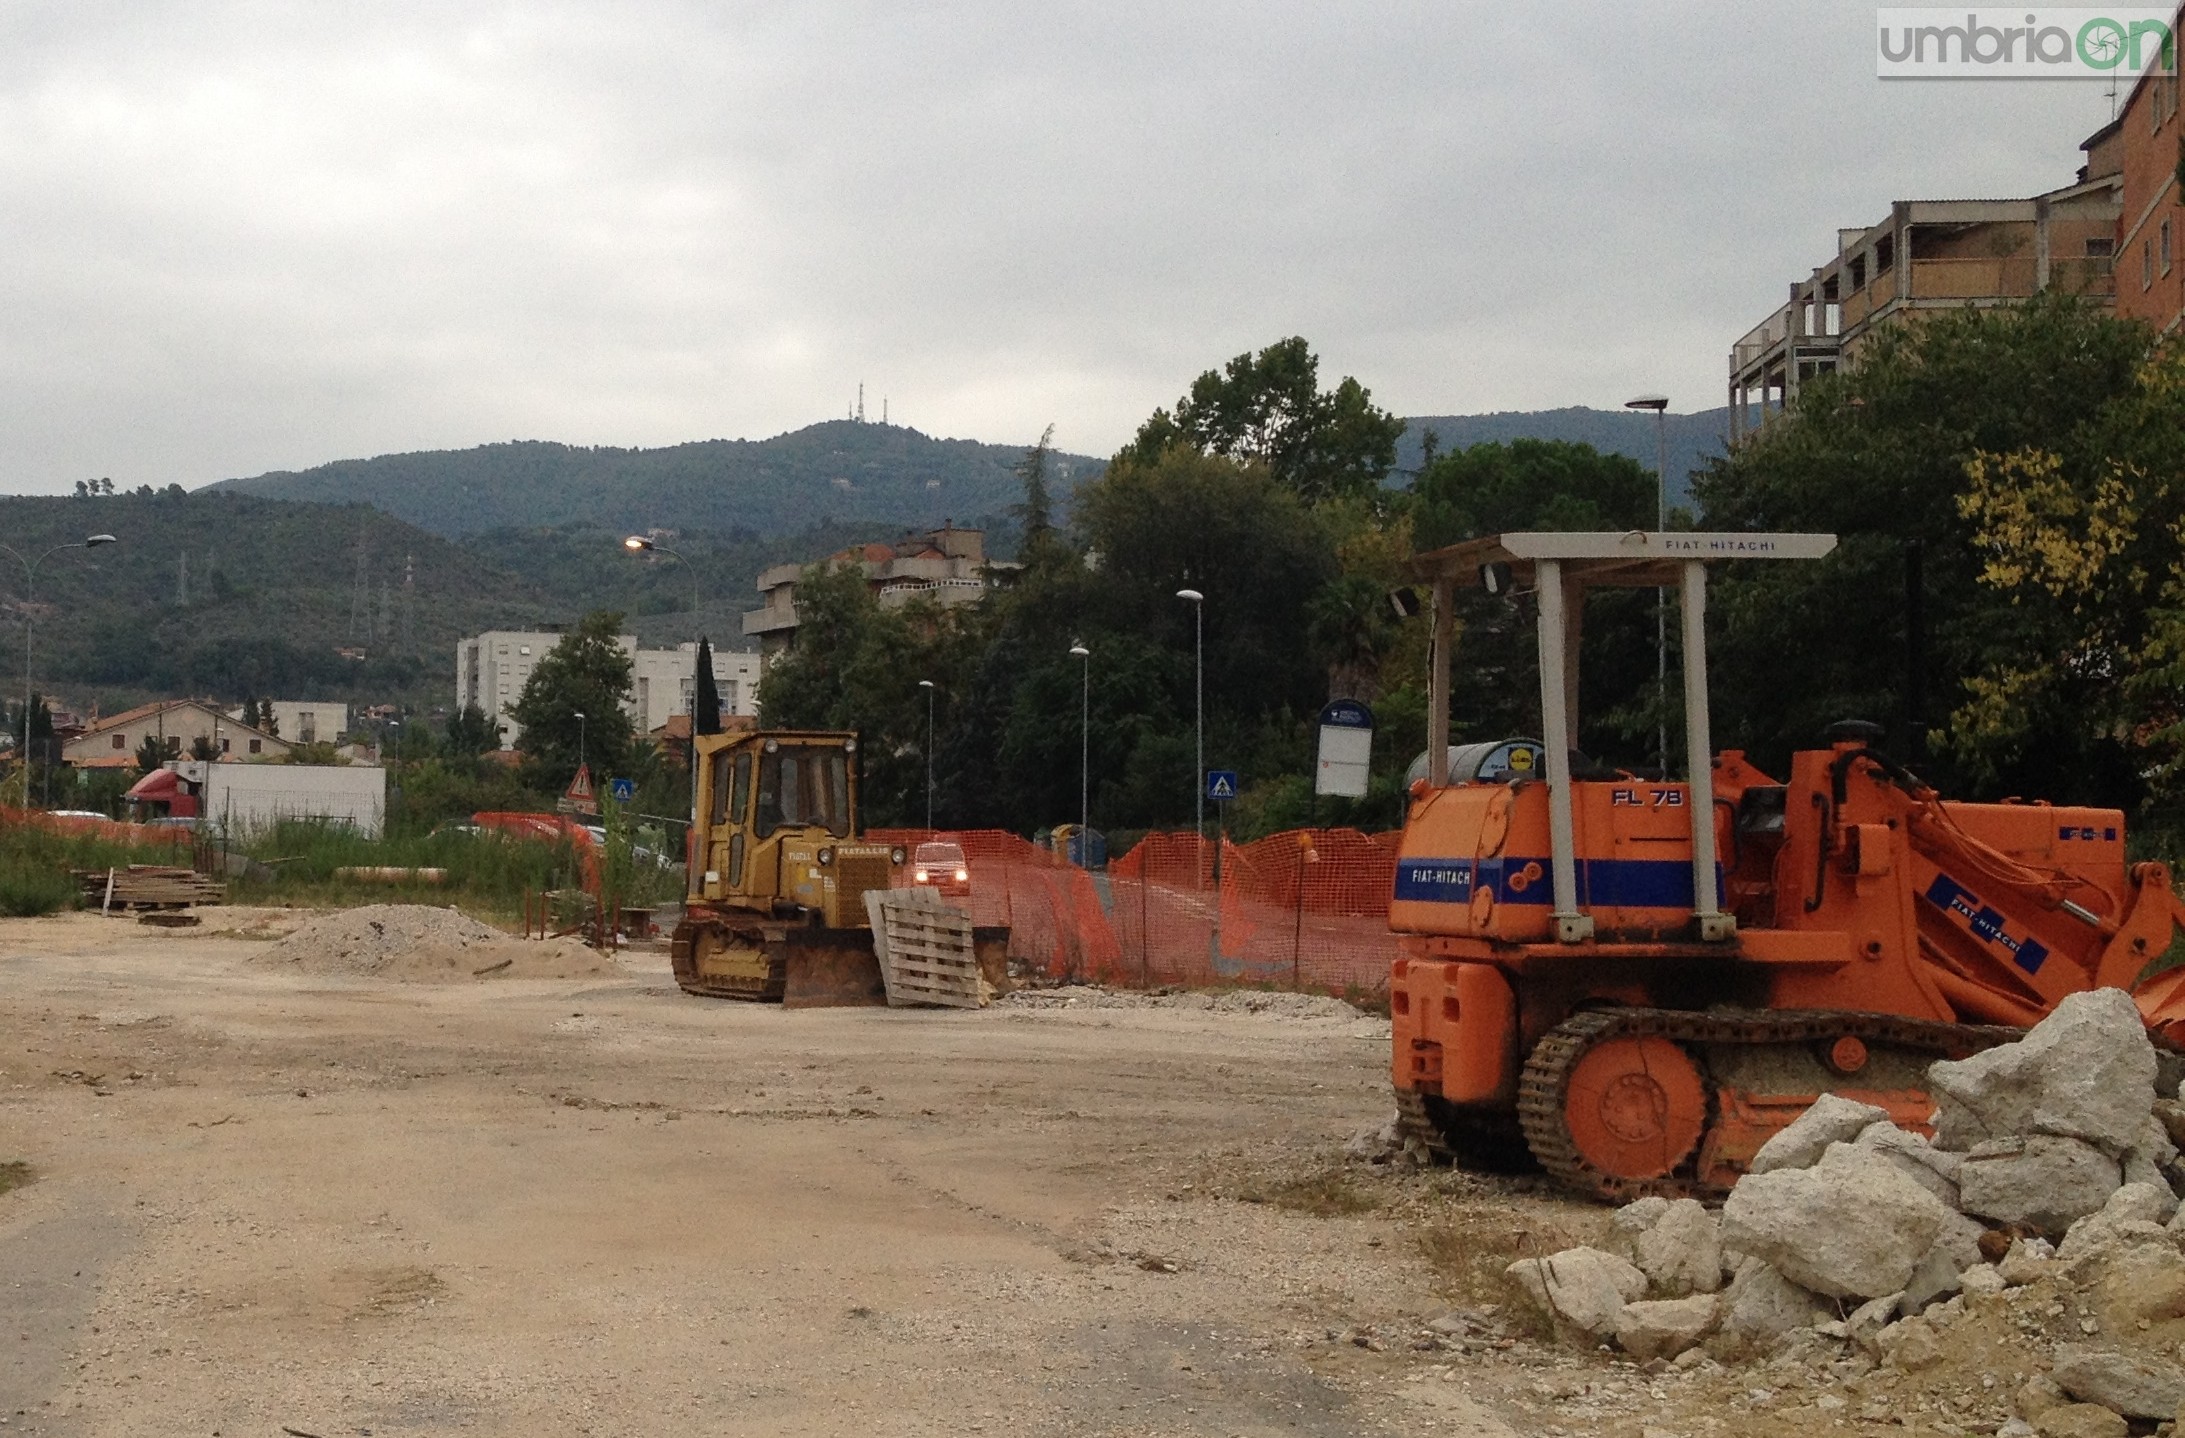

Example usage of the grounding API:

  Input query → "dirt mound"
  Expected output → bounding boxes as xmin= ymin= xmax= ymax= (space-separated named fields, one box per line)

xmin=997 ymin=984 xmax=1368 ymax=1020
xmin=254 ymin=904 xmax=621 ymax=982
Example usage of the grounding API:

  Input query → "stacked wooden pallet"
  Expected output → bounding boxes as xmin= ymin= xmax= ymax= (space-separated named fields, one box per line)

xmin=864 ymin=887 xmax=983 ymax=1008
xmin=73 ymin=866 xmax=227 ymax=911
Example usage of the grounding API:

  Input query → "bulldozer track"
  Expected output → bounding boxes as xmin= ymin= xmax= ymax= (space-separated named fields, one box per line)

xmin=670 ymin=921 xmax=786 ymax=1002
xmin=1513 ymin=1006 xmax=2023 ymax=1203
xmin=1393 ymin=1089 xmax=1451 ymax=1162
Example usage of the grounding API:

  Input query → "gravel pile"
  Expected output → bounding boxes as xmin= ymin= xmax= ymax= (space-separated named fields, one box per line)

xmin=997 ymin=984 xmax=1369 ymax=1020
xmin=1503 ymin=990 xmax=2185 ymax=1436
xmin=255 ymin=903 xmax=619 ymax=982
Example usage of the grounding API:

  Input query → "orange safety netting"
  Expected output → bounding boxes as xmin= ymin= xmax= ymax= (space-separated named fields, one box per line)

xmin=875 ymin=826 xmax=1397 ymax=996
xmin=0 ymin=804 xmax=195 ymax=853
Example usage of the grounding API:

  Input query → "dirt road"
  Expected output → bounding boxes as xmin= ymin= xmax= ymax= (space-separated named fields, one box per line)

xmin=0 ymin=910 xmax=1774 ymax=1437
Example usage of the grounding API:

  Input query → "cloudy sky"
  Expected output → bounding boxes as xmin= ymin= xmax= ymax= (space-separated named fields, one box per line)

xmin=0 ymin=1 xmax=2128 ymax=493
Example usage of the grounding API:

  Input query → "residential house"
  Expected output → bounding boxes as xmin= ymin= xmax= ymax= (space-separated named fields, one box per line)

xmin=743 ymin=525 xmax=1006 ymax=651
xmin=63 ymin=700 xmax=291 ymax=769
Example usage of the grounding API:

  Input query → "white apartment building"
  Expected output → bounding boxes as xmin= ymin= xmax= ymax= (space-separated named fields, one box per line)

xmin=630 ymin=643 xmax=763 ymax=734
xmin=456 ymin=630 xmax=762 ymax=748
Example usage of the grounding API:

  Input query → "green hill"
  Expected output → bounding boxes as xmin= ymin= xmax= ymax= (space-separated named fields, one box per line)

xmin=203 ymin=420 xmax=1104 ymax=540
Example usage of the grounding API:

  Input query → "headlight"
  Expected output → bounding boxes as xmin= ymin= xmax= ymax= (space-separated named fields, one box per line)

xmin=818 ymin=846 xmax=834 ymax=866
xmin=890 ymin=846 xmax=907 ymax=865
xmin=954 ymin=868 xmax=968 ymax=882
xmin=842 ymin=737 xmax=857 ymax=753
xmin=763 ymin=738 xmax=779 ymax=753
xmin=914 ymin=868 xmax=929 ymax=882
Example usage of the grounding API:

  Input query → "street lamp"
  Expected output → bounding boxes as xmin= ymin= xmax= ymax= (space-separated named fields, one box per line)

xmin=0 ymin=533 xmax=116 ymax=778
xmin=573 ymin=710 xmax=586 ymax=780
xmin=621 ymin=535 xmax=702 ymax=633
xmin=1069 ymin=641 xmax=1090 ymax=866
xmin=1624 ymin=394 xmax=1670 ymax=777
xmin=917 ymin=680 xmax=936 ymax=832
xmin=1176 ymin=588 xmax=1204 ymax=843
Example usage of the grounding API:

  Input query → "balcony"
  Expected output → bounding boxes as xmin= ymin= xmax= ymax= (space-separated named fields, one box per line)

xmin=742 ymin=604 xmax=799 ymax=636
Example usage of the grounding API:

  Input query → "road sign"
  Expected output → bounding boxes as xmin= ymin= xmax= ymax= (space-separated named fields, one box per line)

xmin=557 ymin=763 xmax=599 ymax=817
xmin=609 ymin=777 xmax=636 ymax=803
xmin=1316 ymin=698 xmax=1375 ymax=799
xmin=1206 ymin=770 xmax=1239 ymax=802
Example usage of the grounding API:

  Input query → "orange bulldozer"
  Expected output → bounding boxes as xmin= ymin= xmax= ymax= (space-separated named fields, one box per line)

xmin=1387 ymin=531 xmax=2185 ymax=1201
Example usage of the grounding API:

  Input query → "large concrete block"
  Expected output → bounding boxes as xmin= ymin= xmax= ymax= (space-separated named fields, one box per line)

xmin=1750 ymin=1092 xmax=1892 ymax=1175
xmin=1928 ymin=989 xmax=2155 ymax=1152
xmin=1722 ymin=1144 xmax=1954 ymax=1299
xmin=1505 ymin=1246 xmax=1648 ymax=1340
xmin=1958 ymin=1136 xmax=2122 ymax=1237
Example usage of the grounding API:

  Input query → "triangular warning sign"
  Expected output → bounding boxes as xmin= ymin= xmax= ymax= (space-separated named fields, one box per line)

xmin=561 ymin=763 xmax=599 ymax=815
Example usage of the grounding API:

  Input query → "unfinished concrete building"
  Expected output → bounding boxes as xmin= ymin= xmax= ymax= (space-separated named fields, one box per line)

xmin=1728 ymin=129 xmax=2122 ymax=443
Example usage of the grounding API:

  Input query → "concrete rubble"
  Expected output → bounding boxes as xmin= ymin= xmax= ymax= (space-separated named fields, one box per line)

xmin=1505 ymin=988 xmax=2185 ymax=1434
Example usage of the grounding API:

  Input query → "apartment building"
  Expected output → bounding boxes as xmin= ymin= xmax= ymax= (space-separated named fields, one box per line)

xmin=743 ymin=525 xmax=1004 ymax=651
xmin=2116 ymin=15 xmax=2185 ymax=332
xmin=456 ymin=629 xmax=761 ymax=748
xmin=1728 ymin=133 xmax=2122 ymax=442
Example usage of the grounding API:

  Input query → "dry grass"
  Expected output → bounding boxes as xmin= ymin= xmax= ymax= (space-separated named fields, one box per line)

xmin=1235 ymin=1166 xmax=1388 ymax=1216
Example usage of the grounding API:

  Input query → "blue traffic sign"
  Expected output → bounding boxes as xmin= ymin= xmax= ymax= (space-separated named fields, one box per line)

xmin=609 ymin=777 xmax=636 ymax=802
xmin=1206 ymin=770 xmax=1239 ymax=801
xmin=1319 ymin=698 xmax=1375 ymax=730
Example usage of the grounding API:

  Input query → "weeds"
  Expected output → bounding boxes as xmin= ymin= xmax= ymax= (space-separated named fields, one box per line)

xmin=0 ymin=817 xmax=187 ymax=917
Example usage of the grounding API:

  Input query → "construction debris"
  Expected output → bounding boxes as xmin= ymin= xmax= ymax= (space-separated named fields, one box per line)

xmin=1507 ymin=988 xmax=2185 ymax=1437
xmin=75 ymin=866 xmax=225 ymax=911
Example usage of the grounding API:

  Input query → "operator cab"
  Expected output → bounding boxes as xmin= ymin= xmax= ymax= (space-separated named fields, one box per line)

xmin=1391 ymin=530 xmax=1837 ymax=945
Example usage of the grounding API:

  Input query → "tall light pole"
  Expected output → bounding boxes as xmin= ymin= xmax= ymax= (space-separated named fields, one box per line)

xmin=573 ymin=710 xmax=586 ymax=780
xmin=621 ymin=535 xmax=702 ymax=634
xmin=1069 ymin=641 xmax=1090 ymax=866
xmin=1625 ymin=395 xmax=1670 ymax=776
xmin=917 ymin=679 xmax=936 ymax=832
xmin=0 ymin=534 xmax=116 ymax=776
xmin=1176 ymin=589 xmax=1204 ymax=842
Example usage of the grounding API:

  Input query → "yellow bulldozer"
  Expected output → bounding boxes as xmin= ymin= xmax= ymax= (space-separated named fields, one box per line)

xmin=670 ymin=728 xmax=992 ymax=1007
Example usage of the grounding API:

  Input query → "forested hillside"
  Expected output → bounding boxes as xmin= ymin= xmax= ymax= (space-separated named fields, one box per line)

xmin=204 ymin=420 xmax=1103 ymax=540
xmin=0 ymin=491 xmax=547 ymax=714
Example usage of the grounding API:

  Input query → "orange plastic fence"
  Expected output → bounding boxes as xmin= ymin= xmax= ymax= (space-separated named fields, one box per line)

xmin=1 ymin=805 xmax=194 ymax=853
xmin=872 ymin=826 xmax=1396 ymax=996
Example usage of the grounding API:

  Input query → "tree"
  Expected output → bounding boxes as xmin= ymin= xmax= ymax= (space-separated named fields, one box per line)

xmin=757 ymin=564 xmax=960 ymax=826
xmin=256 ymin=699 xmax=278 ymax=737
xmin=1399 ymin=438 xmax=1665 ymax=759
xmin=443 ymin=703 xmax=501 ymax=758
xmin=1950 ymin=337 xmax=2185 ymax=811
xmin=691 ymin=637 xmax=723 ymax=737
xmin=1012 ymin=424 xmax=1058 ymax=559
xmin=1408 ymin=438 xmax=1655 ymax=549
xmin=1075 ymin=447 xmax=1336 ymax=734
xmin=1114 ymin=337 xmax=1405 ymax=505
xmin=506 ymin=611 xmax=637 ymax=786
xmin=133 ymin=733 xmax=170 ymax=774
xmin=1695 ymin=292 xmax=2150 ymax=793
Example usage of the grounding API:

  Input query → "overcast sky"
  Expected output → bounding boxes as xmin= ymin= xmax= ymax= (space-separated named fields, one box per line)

xmin=0 ymin=1 xmax=2129 ymax=493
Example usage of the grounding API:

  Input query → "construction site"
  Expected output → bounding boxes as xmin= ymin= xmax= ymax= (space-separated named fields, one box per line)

xmin=15 ymin=530 xmax=2185 ymax=1438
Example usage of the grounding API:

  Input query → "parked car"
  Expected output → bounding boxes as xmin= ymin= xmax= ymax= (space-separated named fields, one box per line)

xmin=909 ymin=841 xmax=971 ymax=898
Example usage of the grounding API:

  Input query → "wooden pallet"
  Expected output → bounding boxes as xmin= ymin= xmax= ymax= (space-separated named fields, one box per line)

xmin=864 ymin=888 xmax=982 ymax=1009
xmin=72 ymin=866 xmax=227 ymax=911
